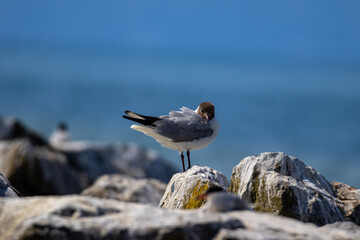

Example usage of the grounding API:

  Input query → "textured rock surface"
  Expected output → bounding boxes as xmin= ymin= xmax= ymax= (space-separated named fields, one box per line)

xmin=61 ymin=141 xmax=177 ymax=183
xmin=1 ymin=195 xmax=359 ymax=240
xmin=81 ymin=174 xmax=166 ymax=205
xmin=0 ymin=140 xmax=83 ymax=195
xmin=0 ymin=196 xmax=244 ymax=240
xmin=159 ymin=165 xmax=229 ymax=210
xmin=229 ymin=152 xmax=344 ymax=226
xmin=214 ymin=214 xmax=360 ymax=240
xmin=0 ymin=139 xmax=176 ymax=196
xmin=332 ymin=181 xmax=360 ymax=225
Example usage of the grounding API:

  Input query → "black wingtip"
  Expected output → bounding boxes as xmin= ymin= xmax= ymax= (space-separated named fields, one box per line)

xmin=122 ymin=111 xmax=160 ymax=126
xmin=122 ymin=115 xmax=132 ymax=120
xmin=123 ymin=111 xmax=132 ymax=119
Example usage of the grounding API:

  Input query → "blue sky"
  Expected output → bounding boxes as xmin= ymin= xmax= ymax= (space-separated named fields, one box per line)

xmin=1 ymin=1 xmax=360 ymax=62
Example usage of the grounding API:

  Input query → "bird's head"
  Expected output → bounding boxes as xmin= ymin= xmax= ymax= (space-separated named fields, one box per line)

xmin=196 ymin=102 xmax=215 ymax=121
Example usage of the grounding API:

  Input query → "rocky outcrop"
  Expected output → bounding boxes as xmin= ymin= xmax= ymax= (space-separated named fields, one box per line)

xmin=0 ymin=140 xmax=83 ymax=195
xmin=0 ymin=139 xmax=177 ymax=196
xmin=332 ymin=181 xmax=360 ymax=225
xmin=229 ymin=152 xmax=344 ymax=226
xmin=214 ymin=214 xmax=360 ymax=240
xmin=0 ymin=195 xmax=359 ymax=240
xmin=0 ymin=117 xmax=46 ymax=146
xmin=320 ymin=221 xmax=360 ymax=239
xmin=159 ymin=165 xmax=229 ymax=210
xmin=81 ymin=174 xmax=166 ymax=205
xmin=0 ymin=196 xmax=245 ymax=240
xmin=60 ymin=141 xmax=176 ymax=183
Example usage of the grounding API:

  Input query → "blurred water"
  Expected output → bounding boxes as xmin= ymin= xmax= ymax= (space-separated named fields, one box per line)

xmin=1 ymin=44 xmax=359 ymax=187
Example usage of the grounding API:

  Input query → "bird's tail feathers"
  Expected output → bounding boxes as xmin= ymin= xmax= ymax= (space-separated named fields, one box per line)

xmin=122 ymin=111 xmax=160 ymax=126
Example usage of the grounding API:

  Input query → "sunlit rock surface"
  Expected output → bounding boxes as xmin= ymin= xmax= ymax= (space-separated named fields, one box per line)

xmin=214 ymin=214 xmax=360 ymax=240
xmin=81 ymin=174 xmax=166 ymax=205
xmin=0 ymin=195 xmax=359 ymax=240
xmin=332 ymin=181 xmax=360 ymax=225
xmin=229 ymin=152 xmax=344 ymax=225
xmin=0 ymin=196 xmax=244 ymax=240
xmin=159 ymin=165 xmax=229 ymax=210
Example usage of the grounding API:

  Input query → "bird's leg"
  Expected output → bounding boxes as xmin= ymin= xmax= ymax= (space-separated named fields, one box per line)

xmin=187 ymin=150 xmax=191 ymax=169
xmin=181 ymin=151 xmax=185 ymax=172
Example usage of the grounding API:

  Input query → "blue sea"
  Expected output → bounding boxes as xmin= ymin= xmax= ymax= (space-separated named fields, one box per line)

xmin=1 ymin=44 xmax=359 ymax=187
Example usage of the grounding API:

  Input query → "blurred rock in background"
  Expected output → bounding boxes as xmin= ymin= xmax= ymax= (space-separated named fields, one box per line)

xmin=0 ymin=117 xmax=177 ymax=196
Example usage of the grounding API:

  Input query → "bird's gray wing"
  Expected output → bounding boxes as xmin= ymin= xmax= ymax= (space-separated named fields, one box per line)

xmin=154 ymin=108 xmax=213 ymax=142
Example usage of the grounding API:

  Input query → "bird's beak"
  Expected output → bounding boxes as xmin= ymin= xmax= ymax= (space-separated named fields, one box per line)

xmin=205 ymin=114 xmax=209 ymax=121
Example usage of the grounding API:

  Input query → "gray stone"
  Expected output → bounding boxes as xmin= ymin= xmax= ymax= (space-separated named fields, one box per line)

xmin=0 ymin=117 xmax=46 ymax=145
xmin=0 ymin=139 xmax=177 ymax=196
xmin=57 ymin=141 xmax=177 ymax=183
xmin=0 ymin=196 xmax=244 ymax=240
xmin=81 ymin=174 xmax=166 ymax=205
xmin=0 ymin=195 xmax=359 ymax=240
xmin=321 ymin=221 xmax=360 ymax=237
xmin=0 ymin=139 xmax=83 ymax=196
xmin=229 ymin=152 xmax=344 ymax=226
xmin=332 ymin=181 xmax=360 ymax=225
xmin=159 ymin=165 xmax=229 ymax=210
xmin=214 ymin=211 xmax=360 ymax=240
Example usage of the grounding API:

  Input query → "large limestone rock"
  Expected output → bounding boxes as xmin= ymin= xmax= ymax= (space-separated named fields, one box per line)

xmin=0 ymin=139 xmax=177 ymax=196
xmin=0 ymin=196 xmax=244 ymax=240
xmin=0 ymin=195 xmax=359 ymax=240
xmin=81 ymin=174 xmax=166 ymax=205
xmin=159 ymin=165 xmax=229 ymax=210
xmin=0 ymin=140 xmax=83 ymax=195
xmin=229 ymin=152 xmax=344 ymax=225
xmin=61 ymin=141 xmax=176 ymax=183
xmin=332 ymin=181 xmax=360 ymax=225
xmin=213 ymin=213 xmax=360 ymax=240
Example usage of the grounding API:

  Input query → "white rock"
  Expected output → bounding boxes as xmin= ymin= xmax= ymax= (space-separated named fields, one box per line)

xmin=81 ymin=174 xmax=166 ymax=205
xmin=0 ymin=195 xmax=359 ymax=240
xmin=229 ymin=152 xmax=344 ymax=225
xmin=332 ymin=181 xmax=360 ymax=225
xmin=159 ymin=165 xmax=229 ymax=210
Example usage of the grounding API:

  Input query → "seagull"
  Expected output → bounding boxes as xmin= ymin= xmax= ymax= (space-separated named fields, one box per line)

xmin=122 ymin=102 xmax=219 ymax=172
xmin=200 ymin=186 xmax=252 ymax=212
xmin=49 ymin=122 xmax=71 ymax=147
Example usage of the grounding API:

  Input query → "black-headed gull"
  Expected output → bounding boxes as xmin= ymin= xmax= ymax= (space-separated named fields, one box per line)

xmin=123 ymin=102 xmax=219 ymax=172
xmin=49 ymin=122 xmax=71 ymax=147
xmin=200 ymin=186 xmax=252 ymax=212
